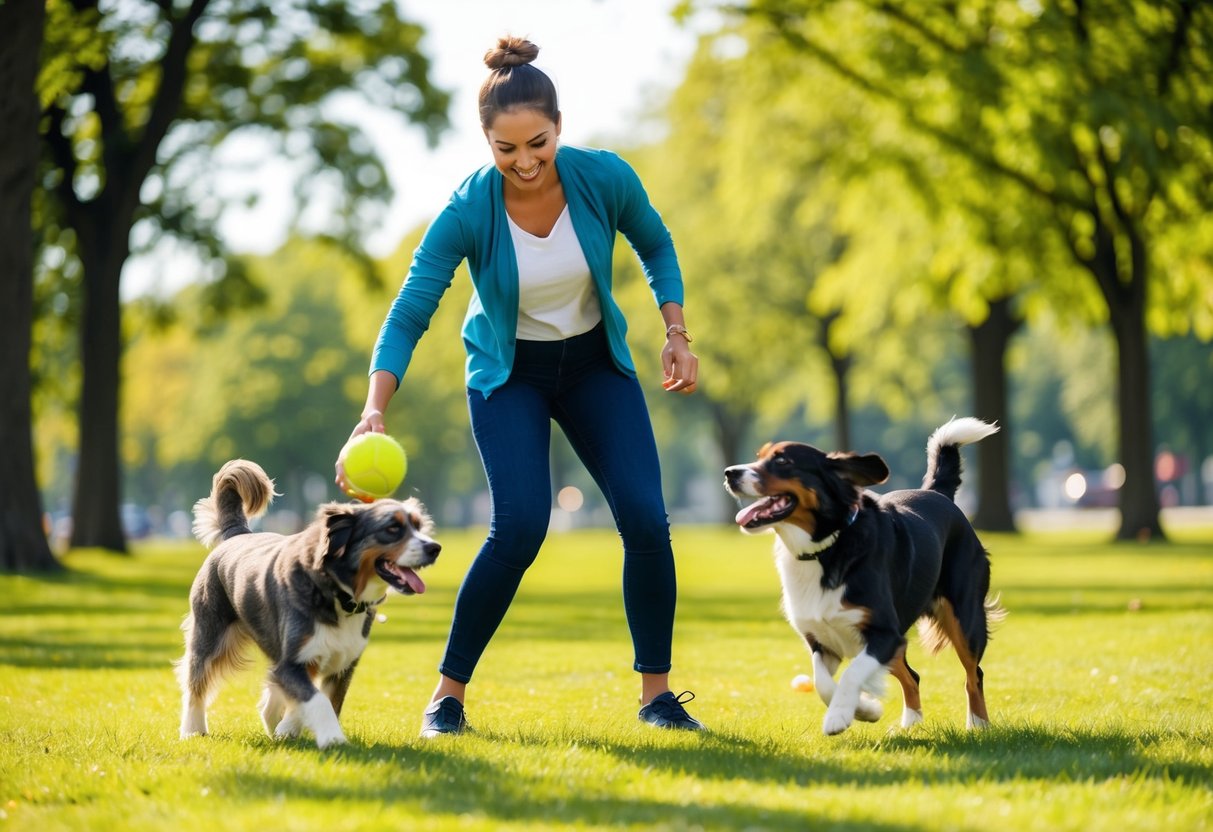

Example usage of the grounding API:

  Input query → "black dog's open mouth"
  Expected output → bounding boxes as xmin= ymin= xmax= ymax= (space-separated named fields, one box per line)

xmin=375 ymin=558 xmax=426 ymax=595
xmin=735 ymin=494 xmax=796 ymax=529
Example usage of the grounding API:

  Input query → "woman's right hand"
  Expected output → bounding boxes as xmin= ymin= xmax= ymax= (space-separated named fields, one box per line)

xmin=334 ymin=409 xmax=387 ymax=498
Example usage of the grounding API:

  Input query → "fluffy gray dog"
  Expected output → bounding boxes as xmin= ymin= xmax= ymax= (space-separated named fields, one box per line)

xmin=175 ymin=459 xmax=439 ymax=748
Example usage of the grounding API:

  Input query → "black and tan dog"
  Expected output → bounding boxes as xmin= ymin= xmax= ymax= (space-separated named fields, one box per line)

xmin=175 ymin=459 xmax=440 ymax=748
xmin=724 ymin=418 xmax=1004 ymax=735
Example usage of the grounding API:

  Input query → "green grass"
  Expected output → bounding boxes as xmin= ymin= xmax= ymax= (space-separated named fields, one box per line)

xmin=1 ymin=525 xmax=1211 ymax=831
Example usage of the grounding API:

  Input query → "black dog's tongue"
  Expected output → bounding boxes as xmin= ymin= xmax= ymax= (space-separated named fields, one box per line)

xmin=735 ymin=495 xmax=791 ymax=527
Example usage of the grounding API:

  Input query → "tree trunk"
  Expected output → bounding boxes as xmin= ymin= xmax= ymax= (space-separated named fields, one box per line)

xmin=828 ymin=352 xmax=852 ymax=452
xmin=712 ymin=401 xmax=753 ymax=523
xmin=0 ymin=0 xmax=60 ymax=571
xmin=968 ymin=297 xmax=1019 ymax=532
xmin=1087 ymin=217 xmax=1164 ymax=542
xmin=1111 ymin=298 xmax=1164 ymax=541
xmin=817 ymin=312 xmax=852 ymax=450
xmin=68 ymin=209 xmax=128 ymax=552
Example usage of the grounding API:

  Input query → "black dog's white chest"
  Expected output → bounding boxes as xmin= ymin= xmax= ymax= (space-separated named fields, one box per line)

xmin=775 ymin=543 xmax=867 ymax=659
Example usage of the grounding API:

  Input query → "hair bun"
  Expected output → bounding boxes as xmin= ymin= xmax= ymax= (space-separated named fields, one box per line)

xmin=484 ymin=36 xmax=539 ymax=71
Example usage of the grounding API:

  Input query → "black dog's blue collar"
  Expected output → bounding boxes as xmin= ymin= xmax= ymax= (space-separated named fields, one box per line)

xmin=796 ymin=504 xmax=859 ymax=562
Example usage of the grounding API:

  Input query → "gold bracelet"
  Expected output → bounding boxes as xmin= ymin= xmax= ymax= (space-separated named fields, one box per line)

xmin=665 ymin=324 xmax=693 ymax=343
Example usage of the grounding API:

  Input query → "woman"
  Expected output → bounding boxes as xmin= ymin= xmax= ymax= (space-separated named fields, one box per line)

xmin=338 ymin=36 xmax=703 ymax=736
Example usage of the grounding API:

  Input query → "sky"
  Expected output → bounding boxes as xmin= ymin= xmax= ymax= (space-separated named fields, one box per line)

xmin=123 ymin=0 xmax=705 ymax=297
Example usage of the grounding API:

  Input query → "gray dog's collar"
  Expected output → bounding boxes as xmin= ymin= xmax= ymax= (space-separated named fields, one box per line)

xmin=336 ymin=588 xmax=386 ymax=616
xmin=334 ymin=587 xmax=385 ymax=618
xmin=320 ymin=570 xmax=386 ymax=616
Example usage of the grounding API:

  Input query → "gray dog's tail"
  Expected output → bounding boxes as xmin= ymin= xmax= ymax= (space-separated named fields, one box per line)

xmin=922 ymin=417 xmax=1000 ymax=502
xmin=191 ymin=459 xmax=276 ymax=548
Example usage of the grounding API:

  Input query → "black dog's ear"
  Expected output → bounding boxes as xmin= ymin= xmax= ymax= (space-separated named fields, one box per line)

xmin=827 ymin=452 xmax=890 ymax=487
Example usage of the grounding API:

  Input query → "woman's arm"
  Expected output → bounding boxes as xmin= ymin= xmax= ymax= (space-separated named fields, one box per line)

xmin=337 ymin=203 xmax=467 ymax=495
xmin=357 ymin=370 xmax=399 ymax=435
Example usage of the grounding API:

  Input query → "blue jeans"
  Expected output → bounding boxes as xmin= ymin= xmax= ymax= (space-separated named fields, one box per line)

xmin=438 ymin=323 xmax=677 ymax=683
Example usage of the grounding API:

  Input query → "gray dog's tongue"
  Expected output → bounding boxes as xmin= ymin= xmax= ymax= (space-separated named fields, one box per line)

xmin=383 ymin=561 xmax=426 ymax=594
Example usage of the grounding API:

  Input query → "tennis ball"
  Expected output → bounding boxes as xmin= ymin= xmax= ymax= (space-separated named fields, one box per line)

xmin=791 ymin=673 xmax=815 ymax=692
xmin=341 ymin=432 xmax=407 ymax=500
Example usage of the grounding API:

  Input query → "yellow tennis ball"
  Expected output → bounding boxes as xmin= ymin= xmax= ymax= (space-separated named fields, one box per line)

xmin=341 ymin=433 xmax=407 ymax=500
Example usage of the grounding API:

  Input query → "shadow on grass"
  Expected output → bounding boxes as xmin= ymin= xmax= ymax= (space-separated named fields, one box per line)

xmin=0 ymin=560 xmax=192 ymax=609
xmin=502 ymin=721 xmax=1212 ymax=789
xmin=0 ymin=633 xmax=179 ymax=669
xmin=209 ymin=738 xmax=924 ymax=831
xmin=994 ymin=584 xmax=1212 ymax=616
xmin=996 ymin=540 xmax=1213 ymax=560
xmin=203 ymin=719 xmax=1211 ymax=830
xmin=872 ymin=722 xmax=1212 ymax=783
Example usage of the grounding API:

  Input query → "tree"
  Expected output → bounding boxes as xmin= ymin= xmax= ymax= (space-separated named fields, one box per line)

xmin=618 ymin=34 xmax=855 ymax=523
xmin=628 ymin=26 xmax=1002 ymax=523
xmin=38 ymin=0 xmax=450 ymax=552
xmin=741 ymin=0 xmax=1213 ymax=540
xmin=1 ymin=0 xmax=61 ymax=571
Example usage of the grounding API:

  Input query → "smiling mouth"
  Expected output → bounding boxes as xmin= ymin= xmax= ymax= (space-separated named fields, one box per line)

xmin=734 ymin=494 xmax=796 ymax=529
xmin=375 ymin=557 xmax=426 ymax=595
xmin=514 ymin=162 xmax=542 ymax=180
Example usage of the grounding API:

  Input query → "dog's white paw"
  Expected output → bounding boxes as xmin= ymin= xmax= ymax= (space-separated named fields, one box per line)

xmin=314 ymin=728 xmax=348 ymax=749
xmin=900 ymin=708 xmax=924 ymax=729
xmin=966 ymin=713 xmax=989 ymax=731
xmin=259 ymin=687 xmax=286 ymax=734
xmin=180 ymin=707 xmax=208 ymax=738
xmin=854 ymin=693 xmax=883 ymax=722
xmin=297 ymin=692 xmax=346 ymax=748
xmin=274 ymin=713 xmax=303 ymax=739
xmin=822 ymin=705 xmax=855 ymax=735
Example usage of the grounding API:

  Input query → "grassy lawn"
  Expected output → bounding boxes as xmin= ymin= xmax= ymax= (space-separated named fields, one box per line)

xmin=1 ymin=523 xmax=1210 ymax=831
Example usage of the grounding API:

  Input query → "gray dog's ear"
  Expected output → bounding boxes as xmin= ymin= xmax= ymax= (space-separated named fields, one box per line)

xmin=311 ymin=503 xmax=359 ymax=568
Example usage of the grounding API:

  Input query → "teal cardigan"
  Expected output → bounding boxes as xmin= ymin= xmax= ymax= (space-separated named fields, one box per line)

xmin=370 ymin=145 xmax=684 ymax=395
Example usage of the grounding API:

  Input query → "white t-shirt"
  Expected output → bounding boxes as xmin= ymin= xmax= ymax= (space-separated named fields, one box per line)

xmin=508 ymin=204 xmax=602 ymax=341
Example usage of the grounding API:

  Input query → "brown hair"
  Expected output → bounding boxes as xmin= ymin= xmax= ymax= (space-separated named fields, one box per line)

xmin=478 ymin=36 xmax=559 ymax=128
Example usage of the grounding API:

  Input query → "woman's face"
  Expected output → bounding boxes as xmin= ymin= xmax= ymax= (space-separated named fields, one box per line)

xmin=484 ymin=108 xmax=561 ymax=194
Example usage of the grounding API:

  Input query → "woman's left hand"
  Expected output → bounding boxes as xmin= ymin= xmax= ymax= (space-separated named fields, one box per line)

xmin=661 ymin=337 xmax=698 ymax=395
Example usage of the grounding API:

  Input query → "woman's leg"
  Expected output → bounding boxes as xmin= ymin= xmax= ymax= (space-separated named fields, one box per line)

xmin=434 ymin=382 xmax=554 ymax=689
xmin=553 ymin=368 xmax=677 ymax=691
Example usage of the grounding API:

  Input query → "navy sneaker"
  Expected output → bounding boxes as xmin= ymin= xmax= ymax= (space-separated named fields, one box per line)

xmin=638 ymin=691 xmax=706 ymax=731
xmin=420 ymin=696 xmax=469 ymax=738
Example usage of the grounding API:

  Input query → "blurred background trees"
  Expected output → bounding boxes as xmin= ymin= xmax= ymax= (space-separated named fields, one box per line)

xmin=733 ymin=0 xmax=1213 ymax=539
xmin=9 ymin=0 xmax=1212 ymax=564
xmin=33 ymin=0 xmax=450 ymax=552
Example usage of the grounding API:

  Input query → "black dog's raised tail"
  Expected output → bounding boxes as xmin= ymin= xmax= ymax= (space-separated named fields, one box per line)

xmin=922 ymin=417 xmax=1000 ymax=501
xmin=192 ymin=459 xmax=277 ymax=548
